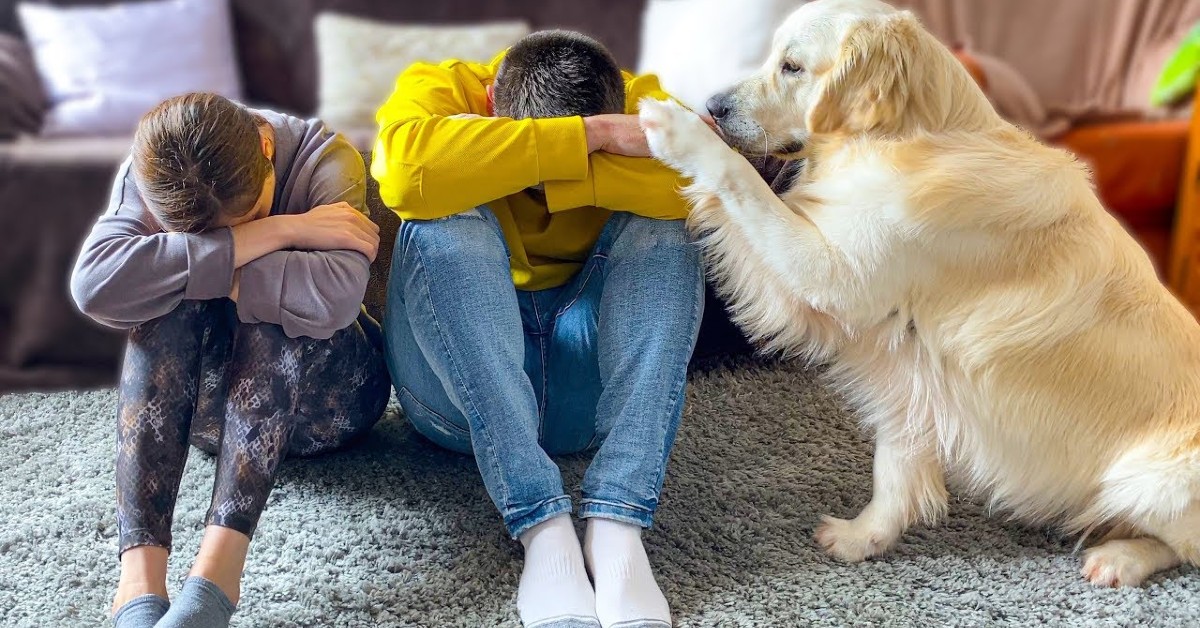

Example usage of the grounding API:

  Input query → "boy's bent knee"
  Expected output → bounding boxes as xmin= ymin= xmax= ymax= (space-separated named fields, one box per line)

xmin=395 ymin=205 xmax=509 ymax=263
xmin=620 ymin=216 xmax=690 ymax=248
xmin=609 ymin=217 xmax=699 ymax=271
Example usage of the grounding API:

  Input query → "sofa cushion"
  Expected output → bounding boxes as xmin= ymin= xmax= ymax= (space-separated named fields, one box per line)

xmin=16 ymin=0 xmax=242 ymax=137
xmin=0 ymin=133 xmax=131 ymax=164
xmin=315 ymin=13 xmax=528 ymax=136
xmin=0 ymin=32 xmax=42 ymax=138
xmin=971 ymin=50 xmax=1070 ymax=139
xmin=0 ymin=135 xmax=128 ymax=392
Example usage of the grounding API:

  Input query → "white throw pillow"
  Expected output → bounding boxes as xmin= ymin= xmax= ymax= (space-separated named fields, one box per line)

xmin=17 ymin=0 xmax=242 ymax=138
xmin=316 ymin=13 xmax=530 ymax=136
xmin=637 ymin=0 xmax=807 ymax=112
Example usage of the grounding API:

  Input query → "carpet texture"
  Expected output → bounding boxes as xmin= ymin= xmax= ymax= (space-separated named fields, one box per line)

xmin=1 ymin=359 xmax=1197 ymax=627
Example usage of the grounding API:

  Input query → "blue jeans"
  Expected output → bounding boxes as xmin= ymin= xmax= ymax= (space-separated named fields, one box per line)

xmin=384 ymin=207 xmax=704 ymax=537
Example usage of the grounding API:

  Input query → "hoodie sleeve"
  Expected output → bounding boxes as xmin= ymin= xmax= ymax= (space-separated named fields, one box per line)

xmin=69 ymin=159 xmax=234 ymax=329
xmin=371 ymin=60 xmax=590 ymax=220
xmin=234 ymin=133 xmax=372 ymax=339
xmin=541 ymin=72 xmax=691 ymax=219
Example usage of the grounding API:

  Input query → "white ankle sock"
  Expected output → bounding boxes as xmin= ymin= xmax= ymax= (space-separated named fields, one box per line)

xmin=583 ymin=519 xmax=671 ymax=628
xmin=517 ymin=516 xmax=601 ymax=628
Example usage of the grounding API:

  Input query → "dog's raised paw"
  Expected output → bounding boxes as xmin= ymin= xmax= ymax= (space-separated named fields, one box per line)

xmin=639 ymin=97 xmax=724 ymax=177
xmin=814 ymin=515 xmax=889 ymax=563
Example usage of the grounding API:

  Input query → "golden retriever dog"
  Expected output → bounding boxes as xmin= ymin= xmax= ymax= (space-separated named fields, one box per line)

xmin=639 ymin=0 xmax=1200 ymax=586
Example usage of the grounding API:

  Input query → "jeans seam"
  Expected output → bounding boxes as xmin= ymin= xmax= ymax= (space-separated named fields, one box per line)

xmin=529 ymin=292 xmax=548 ymax=440
xmin=539 ymin=254 xmax=605 ymax=452
xmin=647 ymin=262 xmax=704 ymax=495
xmin=554 ymin=254 xmax=607 ymax=321
xmin=643 ymin=241 xmax=705 ymax=506
xmin=408 ymin=227 xmax=512 ymax=506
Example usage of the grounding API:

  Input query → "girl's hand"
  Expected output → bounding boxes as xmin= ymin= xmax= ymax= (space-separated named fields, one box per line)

xmin=285 ymin=202 xmax=381 ymax=262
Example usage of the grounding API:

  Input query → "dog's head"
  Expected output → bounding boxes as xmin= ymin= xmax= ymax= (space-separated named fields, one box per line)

xmin=709 ymin=0 xmax=958 ymax=157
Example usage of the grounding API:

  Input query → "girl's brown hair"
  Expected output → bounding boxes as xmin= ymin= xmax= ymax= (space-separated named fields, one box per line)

xmin=131 ymin=92 xmax=272 ymax=233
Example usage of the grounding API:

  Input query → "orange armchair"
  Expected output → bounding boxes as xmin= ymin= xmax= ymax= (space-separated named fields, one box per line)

xmin=1169 ymin=88 xmax=1200 ymax=310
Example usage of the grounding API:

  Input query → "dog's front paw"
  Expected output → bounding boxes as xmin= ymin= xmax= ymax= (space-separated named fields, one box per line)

xmin=639 ymin=98 xmax=729 ymax=178
xmin=815 ymin=515 xmax=896 ymax=563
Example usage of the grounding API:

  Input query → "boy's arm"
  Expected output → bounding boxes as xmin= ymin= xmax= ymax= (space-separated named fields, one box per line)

xmin=70 ymin=160 xmax=237 ymax=328
xmin=543 ymin=154 xmax=691 ymax=220
xmin=236 ymin=135 xmax=378 ymax=339
xmin=543 ymin=75 xmax=692 ymax=220
xmin=372 ymin=62 xmax=591 ymax=219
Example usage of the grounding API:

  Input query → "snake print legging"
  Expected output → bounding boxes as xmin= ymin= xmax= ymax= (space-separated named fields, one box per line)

xmin=115 ymin=299 xmax=390 ymax=556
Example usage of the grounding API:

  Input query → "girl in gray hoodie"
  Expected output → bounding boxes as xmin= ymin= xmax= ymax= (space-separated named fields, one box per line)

xmin=71 ymin=92 xmax=391 ymax=628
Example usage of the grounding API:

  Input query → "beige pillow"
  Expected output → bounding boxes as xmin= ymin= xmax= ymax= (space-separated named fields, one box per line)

xmin=315 ymin=13 xmax=529 ymax=137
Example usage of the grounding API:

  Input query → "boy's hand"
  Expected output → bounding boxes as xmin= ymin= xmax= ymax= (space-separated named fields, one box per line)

xmin=285 ymin=202 xmax=380 ymax=262
xmin=585 ymin=114 xmax=652 ymax=157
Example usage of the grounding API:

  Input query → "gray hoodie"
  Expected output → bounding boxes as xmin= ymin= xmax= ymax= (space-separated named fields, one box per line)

xmin=70 ymin=109 xmax=370 ymax=340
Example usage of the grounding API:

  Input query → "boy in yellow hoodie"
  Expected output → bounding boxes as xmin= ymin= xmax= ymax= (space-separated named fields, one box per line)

xmin=373 ymin=31 xmax=702 ymax=628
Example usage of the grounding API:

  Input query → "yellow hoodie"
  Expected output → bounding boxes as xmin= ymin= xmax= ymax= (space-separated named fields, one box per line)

xmin=371 ymin=52 xmax=690 ymax=291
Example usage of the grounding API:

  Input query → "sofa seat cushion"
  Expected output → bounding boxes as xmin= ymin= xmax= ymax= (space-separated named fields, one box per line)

xmin=0 ymin=134 xmax=131 ymax=165
xmin=0 ymin=135 xmax=129 ymax=392
xmin=0 ymin=33 xmax=44 ymax=138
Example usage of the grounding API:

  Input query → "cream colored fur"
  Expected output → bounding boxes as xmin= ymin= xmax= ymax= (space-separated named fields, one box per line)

xmin=640 ymin=0 xmax=1200 ymax=587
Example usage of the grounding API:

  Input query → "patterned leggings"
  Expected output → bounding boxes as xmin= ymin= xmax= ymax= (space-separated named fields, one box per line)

xmin=115 ymin=299 xmax=390 ymax=556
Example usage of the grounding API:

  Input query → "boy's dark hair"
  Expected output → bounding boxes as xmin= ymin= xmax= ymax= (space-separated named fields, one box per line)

xmin=492 ymin=30 xmax=625 ymax=119
xmin=131 ymin=92 xmax=272 ymax=233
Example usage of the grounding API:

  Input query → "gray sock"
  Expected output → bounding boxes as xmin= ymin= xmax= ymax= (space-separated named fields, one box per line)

xmin=155 ymin=577 xmax=235 ymax=628
xmin=112 ymin=594 xmax=169 ymax=628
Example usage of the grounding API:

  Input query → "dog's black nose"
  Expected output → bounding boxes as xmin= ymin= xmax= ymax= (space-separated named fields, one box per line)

xmin=706 ymin=93 xmax=731 ymax=120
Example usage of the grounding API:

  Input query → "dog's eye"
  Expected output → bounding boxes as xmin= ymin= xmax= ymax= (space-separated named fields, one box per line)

xmin=781 ymin=60 xmax=805 ymax=75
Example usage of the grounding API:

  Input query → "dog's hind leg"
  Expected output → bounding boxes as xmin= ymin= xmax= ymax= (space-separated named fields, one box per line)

xmin=1101 ymin=502 xmax=1200 ymax=587
xmin=1081 ymin=536 xmax=1182 ymax=587
xmin=1080 ymin=439 xmax=1199 ymax=585
xmin=1156 ymin=503 xmax=1200 ymax=566
xmin=815 ymin=428 xmax=947 ymax=562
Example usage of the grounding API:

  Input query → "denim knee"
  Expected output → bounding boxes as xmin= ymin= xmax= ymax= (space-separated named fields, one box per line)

xmin=394 ymin=206 xmax=508 ymax=262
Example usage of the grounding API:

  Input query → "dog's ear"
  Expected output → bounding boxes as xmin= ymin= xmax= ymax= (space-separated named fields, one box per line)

xmin=807 ymin=12 xmax=921 ymax=135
